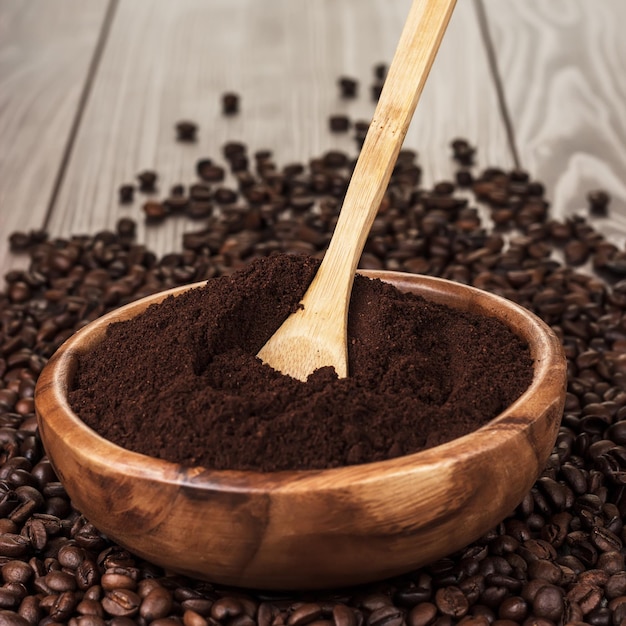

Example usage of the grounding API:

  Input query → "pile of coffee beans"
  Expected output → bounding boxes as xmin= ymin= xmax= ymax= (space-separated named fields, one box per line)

xmin=3 ymin=74 xmax=626 ymax=624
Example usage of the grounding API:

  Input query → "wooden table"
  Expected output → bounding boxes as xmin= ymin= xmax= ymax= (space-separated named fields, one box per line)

xmin=1 ymin=0 xmax=625 ymax=274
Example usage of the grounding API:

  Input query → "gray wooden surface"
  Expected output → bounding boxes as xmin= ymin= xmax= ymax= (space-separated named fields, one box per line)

xmin=1 ymin=0 xmax=625 ymax=273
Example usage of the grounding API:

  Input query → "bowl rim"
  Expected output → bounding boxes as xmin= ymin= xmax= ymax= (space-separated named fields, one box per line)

xmin=35 ymin=270 xmax=567 ymax=492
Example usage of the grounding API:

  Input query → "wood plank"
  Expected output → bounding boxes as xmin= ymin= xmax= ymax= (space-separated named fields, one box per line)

xmin=47 ymin=0 xmax=510 ymax=257
xmin=482 ymin=0 xmax=626 ymax=242
xmin=0 ymin=0 xmax=109 ymax=271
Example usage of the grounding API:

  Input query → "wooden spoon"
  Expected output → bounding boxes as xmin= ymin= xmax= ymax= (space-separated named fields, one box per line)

xmin=257 ymin=0 xmax=457 ymax=381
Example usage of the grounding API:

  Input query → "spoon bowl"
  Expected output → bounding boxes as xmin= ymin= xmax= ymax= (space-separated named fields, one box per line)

xmin=35 ymin=271 xmax=566 ymax=590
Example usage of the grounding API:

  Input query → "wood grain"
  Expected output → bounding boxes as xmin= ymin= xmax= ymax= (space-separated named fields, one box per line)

xmin=483 ymin=0 xmax=626 ymax=243
xmin=46 ymin=0 xmax=511 ymax=258
xmin=0 ymin=0 xmax=109 ymax=271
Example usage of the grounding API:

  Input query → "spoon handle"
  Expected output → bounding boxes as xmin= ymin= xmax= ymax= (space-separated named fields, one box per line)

xmin=258 ymin=0 xmax=456 ymax=380
xmin=319 ymin=0 xmax=457 ymax=289
xmin=303 ymin=0 xmax=456 ymax=352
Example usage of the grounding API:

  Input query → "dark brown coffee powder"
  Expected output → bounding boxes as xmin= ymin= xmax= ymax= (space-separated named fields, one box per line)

xmin=69 ymin=253 xmax=532 ymax=471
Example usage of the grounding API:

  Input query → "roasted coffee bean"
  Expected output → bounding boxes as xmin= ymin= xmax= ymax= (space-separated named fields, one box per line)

xmin=17 ymin=594 xmax=40 ymax=625
xmin=50 ymin=590 xmax=79 ymax=621
xmin=450 ymin=138 xmax=475 ymax=166
xmin=101 ymin=589 xmax=141 ymax=617
xmin=222 ymin=93 xmax=240 ymax=115
xmin=532 ymin=585 xmax=564 ymax=621
xmin=118 ymin=185 xmax=134 ymax=204
xmin=1 ymin=560 xmax=32 ymax=585
xmin=0 ymin=610 xmax=30 ymax=626
xmin=567 ymin=583 xmax=603 ymax=615
xmin=288 ymin=603 xmax=324 ymax=626
xmin=367 ymin=605 xmax=404 ymax=626
xmin=497 ymin=596 xmax=527 ymax=622
xmin=338 ymin=77 xmax=358 ymax=98
xmin=181 ymin=598 xmax=213 ymax=616
xmin=101 ymin=573 xmax=136 ymax=591
xmin=333 ymin=604 xmax=358 ymax=626
xmin=329 ymin=115 xmax=351 ymax=133
xmin=139 ymin=586 xmax=173 ymax=621
xmin=0 ymin=535 xmax=29 ymax=558
xmin=136 ymin=171 xmax=157 ymax=193
xmin=176 ymin=121 xmax=198 ymax=142
xmin=75 ymin=558 xmax=99 ymax=590
xmin=183 ymin=609 xmax=208 ymax=626
xmin=407 ymin=603 xmax=436 ymax=626
xmin=371 ymin=82 xmax=384 ymax=101
xmin=587 ymin=190 xmax=610 ymax=215
xmin=143 ymin=201 xmax=168 ymax=222
xmin=434 ymin=587 xmax=468 ymax=618
xmin=590 ymin=525 xmax=622 ymax=552
xmin=214 ymin=188 xmax=238 ymax=205
xmin=527 ymin=559 xmax=562 ymax=584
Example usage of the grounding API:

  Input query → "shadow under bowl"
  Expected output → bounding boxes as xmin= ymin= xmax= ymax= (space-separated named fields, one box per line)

xmin=34 ymin=270 xmax=567 ymax=590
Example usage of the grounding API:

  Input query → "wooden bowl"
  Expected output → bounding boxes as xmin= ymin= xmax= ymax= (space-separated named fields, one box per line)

xmin=35 ymin=271 xmax=567 ymax=590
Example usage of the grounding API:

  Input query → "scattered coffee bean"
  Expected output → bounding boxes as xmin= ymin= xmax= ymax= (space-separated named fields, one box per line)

xmin=175 ymin=121 xmax=198 ymax=142
xmin=338 ymin=76 xmax=358 ymax=98
xmin=329 ymin=115 xmax=351 ymax=132
xmin=197 ymin=161 xmax=225 ymax=183
xmin=142 ymin=200 xmax=168 ymax=222
xmin=118 ymin=184 xmax=135 ymax=204
xmin=587 ymin=190 xmax=610 ymax=215
xmin=371 ymin=82 xmax=384 ymax=101
xmin=136 ymin=170 xmax=158 ymax=193
xmin=222 ymin=92 xmax=240 ymax=115
xmin=450 ymin=138 xmax=475 ymax=166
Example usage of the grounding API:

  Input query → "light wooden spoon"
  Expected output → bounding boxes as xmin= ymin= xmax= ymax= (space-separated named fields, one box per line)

xmin=257 ymin=0 xmax=457 ymax=381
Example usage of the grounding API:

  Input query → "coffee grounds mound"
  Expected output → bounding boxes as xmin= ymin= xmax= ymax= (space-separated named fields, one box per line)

xmin=69 ymin=254 xmax=532 ymax=471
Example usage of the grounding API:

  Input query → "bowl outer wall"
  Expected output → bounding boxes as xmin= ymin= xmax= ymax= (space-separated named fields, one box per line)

xmin=34 ymin=271 xmax=567 ymax=589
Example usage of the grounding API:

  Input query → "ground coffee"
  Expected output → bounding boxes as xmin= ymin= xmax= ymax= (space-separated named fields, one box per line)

xmin=69 ymin=254 xmax=532 ymax=471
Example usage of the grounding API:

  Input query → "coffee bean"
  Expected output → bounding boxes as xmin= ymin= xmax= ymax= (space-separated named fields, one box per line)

xmin=450 ymin=139 xmax=475 ymax=166
xmin=211 ymin=597 xmax=245 ymax=621
xmin=183 ymin=609 xmax=208 ymax=626
xmin=407 ymin=603 xmax=436 ymax=626
xmin=139 ymin=586 xmax=173 ymax=622
xmin=176 ymin=121 xmax=198 ymax=142
xmin=143 ymin=200 xmax=168 ymax=222
xmin=0 ymin=610 xmax=30 ymax=626
xmin=567 ymin=583 xmax=603 ymax=615
xmin=367 ymin=606 xmax=404 ymax=626
xmin=50 ymin=590 xmax=78 ymax=621
xmin=0 ymin=535 xmax=29 ymax=558
xmin=136 ymin=171 xmax=158 ymax=193
xmin=329 ymin=115 xmax=351 ymax=133
xmin=222 ymin=92 xmax=240 ymax=115
xmin=371 ymin=82 xmax=384 ymax=101
xmin=101 ymin=589 xmax=141 ymax=617
xmin=338 ymin=77 xmax=358 ymax=98
xmin=497 ymin=596 xmax=527 ymax=621
xmin=1 ymin=560 xmax=32 ymax=585
xmin=118 ymin=185 xmax=134 ymax=204
xmin=527 ymin=559 xmax=562 ymax=584
xmin=333 ymin=604 xmax=358 ymax=626
xmin=434 ymin=587 xmax=468 ymax=618
xmin=587 ymin=190 xmax=610 ymax=215
xmin=532 ymin=585 xmax=564 ymax=621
